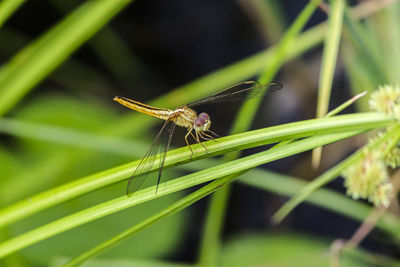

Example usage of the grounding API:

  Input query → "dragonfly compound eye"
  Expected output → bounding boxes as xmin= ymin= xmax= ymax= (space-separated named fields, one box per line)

xmin=194 ymin=113 xmax=211 ymax=131
xmin=198 ymin=112 xmax=210 ymax=121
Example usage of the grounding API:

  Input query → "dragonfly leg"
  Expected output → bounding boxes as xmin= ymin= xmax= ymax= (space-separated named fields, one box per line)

xmin=207 ymin=130 xmax=220 ymax=138
xmin=195 ymin=130 xmax=208 ymax=153
xmin=198 ymin=132 xmax=209 ymax=140
xmin=190 ymin=131 xmax=197 ymax=142
xmin=201 ymin=132 xmax=217 ymax=141
xmin=185 ymin=128 xmax=194 ymax=159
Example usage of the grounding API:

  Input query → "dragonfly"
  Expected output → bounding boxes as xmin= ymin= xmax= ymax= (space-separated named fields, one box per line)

xmin=114 ymin=81 xmax=282 ymax=196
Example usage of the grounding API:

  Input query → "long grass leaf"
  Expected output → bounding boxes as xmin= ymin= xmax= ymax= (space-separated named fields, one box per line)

xmin=0 ymin=131 xmax=363 ymax=257
xmin=0 ymin=0 xmax=26 ymax=29
xmin=273 ymin=123 xmax=400 ymax=223
xmin=0 ymin=113 xmax=392 ymax=228
xmin=198 ymin=1 xmax=322 ymax=265
xmin=313 ymin=0 xmax=345 ymax=167
xmin=0 ymin=0 xmax=132 ymax=115
xmin=63 ymin=171 xmax=248 ymax=266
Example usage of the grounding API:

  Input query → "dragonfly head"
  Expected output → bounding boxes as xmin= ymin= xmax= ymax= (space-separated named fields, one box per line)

xmin=194 ymin=112 xmax=211 ymax=132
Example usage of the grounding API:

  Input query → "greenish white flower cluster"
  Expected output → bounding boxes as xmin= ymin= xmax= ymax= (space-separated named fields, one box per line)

xmin=369 ymin=84 xmax=400 ymax=120
xmin=343 ymin=150 xmax=391 ymax=207
xmin=343 ymin=85 xmax=400 ymax=208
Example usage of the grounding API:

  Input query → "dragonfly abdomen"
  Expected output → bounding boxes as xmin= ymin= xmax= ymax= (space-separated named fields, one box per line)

xmin=113 ymin=96 xmax=171 ymax=120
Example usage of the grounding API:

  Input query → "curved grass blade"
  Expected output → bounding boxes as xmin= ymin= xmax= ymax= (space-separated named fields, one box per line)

xmin=0 ymin=113 xmax=392 ymax=229
xmin=63 ymin=171 xmax=247 ymax=267
xmin=0 ymin=131 xmax=363 ymax=258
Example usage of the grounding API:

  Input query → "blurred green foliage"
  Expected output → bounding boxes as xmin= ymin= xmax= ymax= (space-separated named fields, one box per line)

xmin=1 ymin=91 xmax=187 ymax=265
xmin=0 ymin=0 xmax=400 ymax=266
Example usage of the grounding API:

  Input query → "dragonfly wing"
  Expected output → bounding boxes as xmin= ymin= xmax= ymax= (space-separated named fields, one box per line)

xmin=156 ymin=122 xmax=176 ymax=193
xmin=127 ymin=120 xmax=174 ymax=196
xmin=187 ymin=81 xmax=282 ymax=108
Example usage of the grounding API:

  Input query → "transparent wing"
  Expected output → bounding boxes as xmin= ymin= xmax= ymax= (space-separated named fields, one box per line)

xmin=155 ymin=121 xmax=176 ymax=194
xmin=187 ymin=81 xmax=282 ymax=108
xmin=126 ymin=120 xmax=175 ymax=196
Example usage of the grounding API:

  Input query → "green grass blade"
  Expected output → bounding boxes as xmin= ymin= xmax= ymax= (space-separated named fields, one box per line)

xmin=325 ymin=91 xmax=367 ymax=117
xmin=0 ymin=28 xmax=119 ymax=95
xmin=198 ymin=183 xmax=232 ymax=267
xmin=342 ymin=8 xmax=386 ymax=87
xmin=0 ymin=0 xmax=132 ymax=116
xmin=0 ymin=131 xmax=363 ymax=257
xmin=313 ymin=0 xmax=345 ymax=167
xmin=240 ymin=0 xmax=286 ymax=43
xmin=0 ymin=0 xmax=26 ymax=29
xmin=198 ymin=1 xmax=322 ymax=265
xmin=316 ymin=0 xmax=345 ymax=118
xmin=50 ymin=0 xmax=144 ymax=87
xmin=0 ymin=112 xmax=392 ymax=228
xmin=238 ymin=169 xmax=400 ymax=240
xmin=0 ymin=118 xmax=148 ymax=157
xmin=240 ymin=169 xmax=372 ymax=218
xmin=273 ymin=123 xmax=400 ymax=223
xmin=62 ymin=171 xmax=248 ymax=266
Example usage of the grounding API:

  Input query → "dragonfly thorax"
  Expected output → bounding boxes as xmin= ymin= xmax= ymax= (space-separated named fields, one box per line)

xmin=194 ymin=112 xmax=211 ymax=132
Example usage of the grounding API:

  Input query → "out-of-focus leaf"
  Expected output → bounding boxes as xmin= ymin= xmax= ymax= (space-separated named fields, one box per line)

xmin=50 ymin=257 xmax=191 ymax=267
xmin=220 ymin=233 xmax=387 ymax=267
xmin=343 ymin=2 xmax=400 ymax=110
xmin=0 ymin=0 xmax=133 ymax=116
xmin=15 ymin=93 xmax=116 ymax=129
xmin=0 ymin=145 xmax=19 ymax=180
xmin=1 ymin=90 xmax=187 ymax=266
xmin=9 ymin=172 xmax=186 ymax=266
